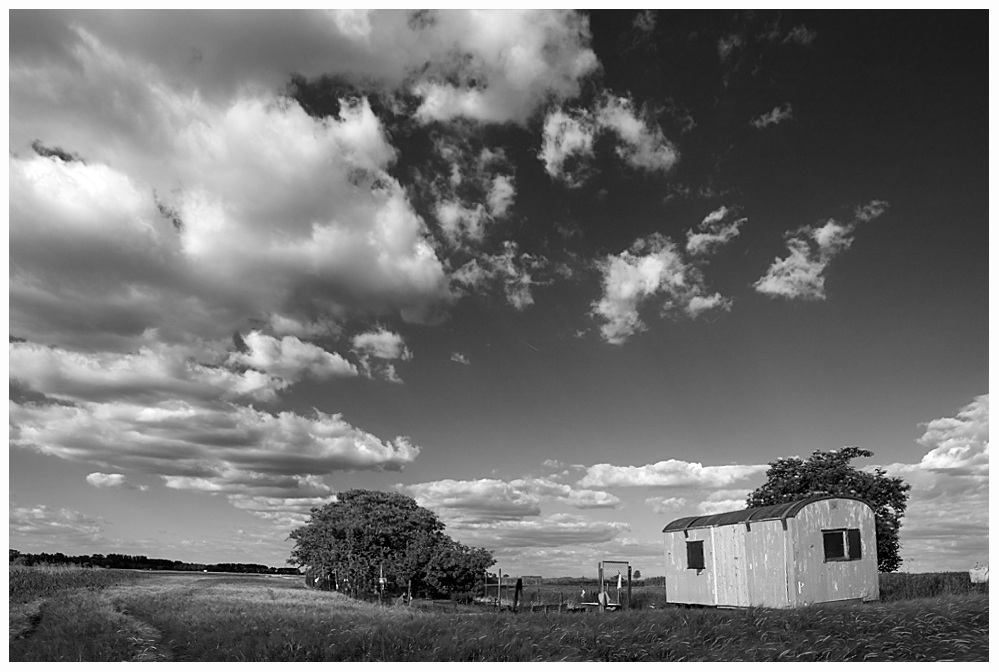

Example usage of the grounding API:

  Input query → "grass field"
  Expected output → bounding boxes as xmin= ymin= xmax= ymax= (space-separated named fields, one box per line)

xmin=9 ymin=566 xmax=988 ymax=661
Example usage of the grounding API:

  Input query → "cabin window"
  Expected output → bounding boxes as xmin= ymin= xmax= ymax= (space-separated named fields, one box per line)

xmin=823 ymin=528 xmax=862 ymax=561
xmin=686 ymin=540 xmax=705 ymax=570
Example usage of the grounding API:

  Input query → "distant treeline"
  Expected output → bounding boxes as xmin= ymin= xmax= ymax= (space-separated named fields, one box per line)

xmin=8 ymin=549 xmax=300 ymax=575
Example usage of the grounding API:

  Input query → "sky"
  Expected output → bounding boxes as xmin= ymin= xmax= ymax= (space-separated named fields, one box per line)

xmin=7 ymin=9 xmax=989 ymax=577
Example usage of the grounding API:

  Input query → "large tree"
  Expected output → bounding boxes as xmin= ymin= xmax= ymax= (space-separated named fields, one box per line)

xmin=746 ymin=447 xmax=911 ymax=572
xmin=288 ymin=489 xmax=494 ymax=597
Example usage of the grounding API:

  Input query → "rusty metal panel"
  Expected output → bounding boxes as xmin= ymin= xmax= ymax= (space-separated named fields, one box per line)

xmin=790 ymin=499 xmax=879 ymax=605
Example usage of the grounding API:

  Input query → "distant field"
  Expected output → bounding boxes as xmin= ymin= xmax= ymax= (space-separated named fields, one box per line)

xmin=9 ymin=566 xmax=988 ymax=661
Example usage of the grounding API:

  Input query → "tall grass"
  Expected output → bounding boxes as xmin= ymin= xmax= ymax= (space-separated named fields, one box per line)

xmin=10 ymin=568 xmax=989 ymax=661
xmin=879 ymin=571 xmax=987 ymax=601
xmin=9 ymin=564 xmax=141 ymax=603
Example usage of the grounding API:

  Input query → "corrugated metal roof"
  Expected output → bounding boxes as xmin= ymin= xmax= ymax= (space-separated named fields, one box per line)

xmin=661 ymin=494 xmax=873 ymax=533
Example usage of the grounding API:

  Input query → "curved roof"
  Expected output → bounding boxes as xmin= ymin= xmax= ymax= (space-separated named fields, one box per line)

xmin=662 ymin=495 xmax=874 ymax=533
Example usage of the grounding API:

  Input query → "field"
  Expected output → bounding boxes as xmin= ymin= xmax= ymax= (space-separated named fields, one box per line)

xmin=9 ymin=566 xmax=988 ymax=661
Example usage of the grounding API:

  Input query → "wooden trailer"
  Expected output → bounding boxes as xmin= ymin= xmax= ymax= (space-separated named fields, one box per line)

xmin=662 ymin=495 xmax=879 ymax=608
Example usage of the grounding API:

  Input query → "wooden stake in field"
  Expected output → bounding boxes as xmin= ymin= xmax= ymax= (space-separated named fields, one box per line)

xmin=378 ymin=563 xmax=385 ymax=606
xmin=598 ymin=564 xmax=604 ymax=613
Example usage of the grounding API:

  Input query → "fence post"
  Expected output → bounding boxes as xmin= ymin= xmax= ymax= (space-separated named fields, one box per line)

xmin=598 ymin=563 xmax=605 ymax=613
xmin=627 ymin=566 xmax=632 ymax=611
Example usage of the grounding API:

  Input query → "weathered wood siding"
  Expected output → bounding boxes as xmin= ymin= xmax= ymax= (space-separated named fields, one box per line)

xmin=663 ymin=527 xmax=716 ymax=605
xmin=664 ymin=497 xmax=879 ymax=608
xmin=744 ymin=519 xmax=791 ymax=608
xmin=711 ymin=523 xmax=749 ymax=606
xmin=787 ymin=498 xmax=879 ymax=606
xmin=665 ymin=521 xmax=791 ymax=607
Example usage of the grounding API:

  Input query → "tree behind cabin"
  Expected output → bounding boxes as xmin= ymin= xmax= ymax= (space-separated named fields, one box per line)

xmin=746 ymin=447 xmax=911 ymax=572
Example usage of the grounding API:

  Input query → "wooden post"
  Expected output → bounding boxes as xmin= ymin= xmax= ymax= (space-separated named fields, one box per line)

xmin=598 ymin=562 xmax=605 ymax=613
xmin=407 ymin=578 xmax=412 ymax=605
xmin=627 ymin=565 xmax=632 ymax=611
xmin=498 ymin=569 xmax=502 ymax=609
xmin=514 ymin=578 xmax=523 ymax=613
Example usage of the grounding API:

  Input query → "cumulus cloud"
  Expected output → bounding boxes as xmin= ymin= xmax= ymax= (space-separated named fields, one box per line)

xmin=10 ymin=335 xmax=356 ymax=408
xmin=231 ymin=332 xmax=357 ymax=384
xmin=351 ymin=328 xmax=412 ymax=382
xmin=592 ymin=232 xmax=732 ymax=344
xmin=452 ymin=241 xmax=550 ymax=310
xmin=914 ymin=394 xmax=989 ymax=475
xmin=228 ymin=494 xmax=334 ymax=529
xmin=754 ymin=200 xmax=890 ymax=300
xmin=5 ymin=9 xmax=607 ymax=545
xmin=783 ymin=25 xmax=817 ymax=46
xmin=538 ymin=108 xmax=597 ymax=188
xmin=875 ymin=395 xmax=989 ymax=572
xmin=450 ymin=514 xmax=630 ymax=549
xmin=717 ymin=34 xmax=745 ymax=61
xmin=402 ymin=476 xmax=620 ymax=525
xmin=487 ymin=175 xmax=516 ymax=219
xmin=595 ymin=95 xmax=679 ymax=173
xmin=854 ymin=199 xmax=891 ymax=222
xmin=9 ymin=340 xmax=291 ymax=405
xmin=9 ymin=504 xmax=107 ymax=544
xmin=633 ymin=10 xmax=657 ymax=35
xmin=351 ymin=328 xmax=412 ymax=361
xmin=645 ymin=496 xmax=688 ymax=514
xmin=10 ymin=31 xmax=452 ymax=351
xmin=11 ymin=10 xmax=597 ymax=126
xmin=11 ymin=401 xmax=419 ymax=499
xmin=450 ymin=352 xmax=471 ymax=365
xmin=86 ymin=472 xmax=148 ymax=491
xmin=407 ymin=10 xmax=598 ymax=125
xmin=578 ymin=459 xmax=766 ymax=488
xmin=540 ymin=94 xmax=678 ymax=186
xmin=696 ymin=489 xmax=752 ymax=515
xmin=750 ymin=103 xmax=794 ymax=129
xmin=686 ymin=206 xmax=747 ymax=256
xmin=426 ymin=139 xmax=518 ymax=249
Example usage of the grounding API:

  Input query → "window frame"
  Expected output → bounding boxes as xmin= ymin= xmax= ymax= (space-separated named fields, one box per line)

xmin=686 ymin=539 xmax=705 ymax=570
xmin=822 ymin=527 xmax=863 ymax=562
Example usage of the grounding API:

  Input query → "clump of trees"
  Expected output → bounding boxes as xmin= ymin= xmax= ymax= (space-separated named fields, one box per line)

xmin=288 ymin=489 xmax=495 ymax=599
xmin=746 ymin=447 xmax=911 ymax=572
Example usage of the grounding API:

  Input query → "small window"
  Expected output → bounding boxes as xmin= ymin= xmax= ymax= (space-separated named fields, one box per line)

xmin=823 ymin=528 xmax=862 ymax=562
xmin=686 ymin=540 xmax=705 ymax=570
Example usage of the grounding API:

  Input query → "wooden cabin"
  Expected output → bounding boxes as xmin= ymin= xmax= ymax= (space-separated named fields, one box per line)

xmin=662 ymin=495 xmax=879 ymax=608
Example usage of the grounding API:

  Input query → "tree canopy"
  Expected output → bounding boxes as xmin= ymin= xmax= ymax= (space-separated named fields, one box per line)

xmin=288 ymin=489 xmax=495 ymax=597
xmin=746 ymin=447 xmax=911 ymax=572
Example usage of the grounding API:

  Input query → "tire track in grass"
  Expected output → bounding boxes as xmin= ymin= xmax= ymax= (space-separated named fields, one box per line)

xmin=9 ymin=590 xmax=174 ymax=661
xmin=9 ymin=599 xmax=47 ymax=643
